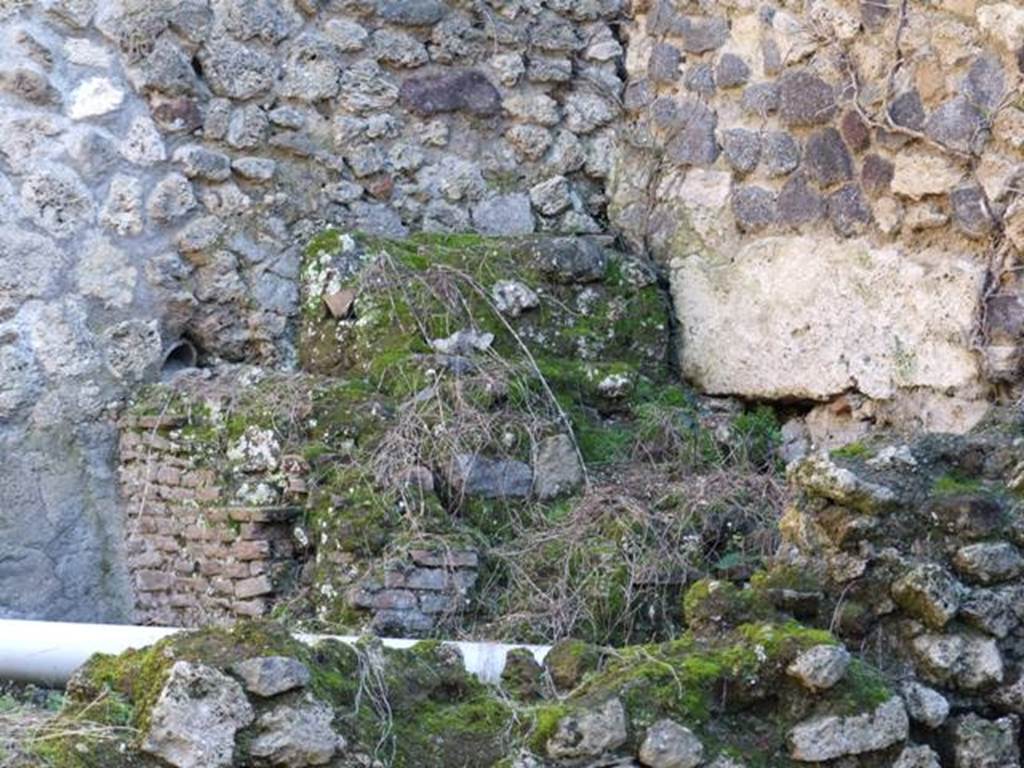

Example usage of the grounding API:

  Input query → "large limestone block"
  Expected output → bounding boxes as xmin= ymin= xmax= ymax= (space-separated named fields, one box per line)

xmin=671 ymin=236 xmax=984 ymax=401
xmin=143 ymin=661 xmax=254 ymax=768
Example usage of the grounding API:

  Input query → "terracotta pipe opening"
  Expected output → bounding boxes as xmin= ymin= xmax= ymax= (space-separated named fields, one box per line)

xmin=161 ymin=340 xmax=198 ymax=379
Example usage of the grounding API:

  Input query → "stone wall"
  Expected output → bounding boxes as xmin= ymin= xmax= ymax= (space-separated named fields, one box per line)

xmin=611 ymin=0 xmax=1024 ymax=442
xmin=112 ymin=363 xmax=504 ymax=637
xmin=0 ymin=0 xmax=627 ymax=621
xmin=347 ymin=548 xmax=481 ymax=636
xmin=6 ymin=0 xmax=1024 ymax=624
xmin=781 ymin=428 xmax=1024 ymax=764
xmin=118 ymin=411 xmax=303 ymax=626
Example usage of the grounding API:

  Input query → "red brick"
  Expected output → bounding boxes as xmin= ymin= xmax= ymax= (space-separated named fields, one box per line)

xmin=239 ymin=523 xmax=267 ymax=540
xmin=232 ymin=540 xmax=270 ymax=561
xmin=193 ymin=469 xmax=216 ymax=486
xmin=156 ymin=466 xmax=181 ymax=485
xmin=153 ymin=536 xmax=179 ymax=552
xmin=183 ymin=525 xmax=212 ymax=541
xmin=174 ymin=576 xmax=207 ymax=593
xmin=169 ymin=593 xmax=198 ymax=609
xmin=223 ymin=562 xmax=250 ymax=579
xmin=136 ymin=570 xmax=173 ymax=592
xmin=199 ymin=560 xmax=224 ymax=576
xmin=129 ymin=551 xmax=163 ymax=569
xmin=233 ymin=599 xmax=267 ymax=618
xmin=228 ymin=508 xmax=264 ymax=523
xmin=195 ymin=487 xmax=221 ymax=502
xmin=203 ymin=508 xmax=229 ymax=524
xmin=372 ymin=589 xmax=417 ymax=610
xmin=235 ymin=575 xmax=273 ymax=599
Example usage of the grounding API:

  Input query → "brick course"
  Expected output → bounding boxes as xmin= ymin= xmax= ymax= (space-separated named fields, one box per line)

xmin=119 ymin=414 xmax=302 ymax=626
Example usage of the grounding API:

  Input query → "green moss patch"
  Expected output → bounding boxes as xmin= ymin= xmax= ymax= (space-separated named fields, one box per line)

xmin=532 ymin=620 xmax=890 ymax=765
xmin=829 ymin=441 xmax=874 ymax=461
xmin=38 ymin=616 xmax=895 ymax=768
xmin=931 ymin=472 xmax=986 ymax=496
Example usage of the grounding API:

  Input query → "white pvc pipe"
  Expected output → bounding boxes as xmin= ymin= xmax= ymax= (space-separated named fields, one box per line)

xmin=0 ymin=620 xmax=549 ymax=687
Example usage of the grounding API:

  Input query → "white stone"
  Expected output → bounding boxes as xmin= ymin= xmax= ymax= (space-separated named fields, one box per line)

xmin=789 ymin=453 xmax=896 ymax=510
xmin=902 ymin=682 xmax=950 ymax=729
xmin=941 ymin=0 xmax=976 ymax=17
xmin=19 ymin=165 xmax=94 ymax=238
xmin=598 ymin=373 xmax=632 ymax=399
xmin=875 ymin=390 xmax=990 ymax=435
xmin=430 ymin=330 xmax=494 ymax=356
xmin=788 ymin=697 xmax=909 ymax=762
xmin=659 ymin=168 xmax=735 ymax=248
xmin=27 ymin=299 xmax=100 ymax=379
xmin=250 ymin=696 xmax=343 ymax=767
xmin=930 ymin=18 xmax=979 ymax=69
xmin=492 ymin=280 xmax=539 ymax=317
xmin=958 ymin=635 xmax=1005 ymax=691
xmin=773 ymin=10 xmax=818 ymax=62
xmin=0 ymin=173 xmax=14 ymax=223
xmin=671 ymin=237 xmax=984 ymax=401
xmin=77 ymin=234 xmax=137 ymax=309
xmin=98 ymin=173 xmax=143 ymax=237
xmin=64 ymin=38 xmax=112 ymax=68
xmin=503 ymin=93 xmax=561 ymax=126
xmin=236 ymin=481 xmax=280 ymax=506
xmin=103 ymin=319 xmax=162 ymax=382
xmin=995 ymin=108 xmax=1024 ymax=151
xmin=873 ymin=196 xmax=903 ymax=236
xmin=199 ymin=182 xmax=251 ymax=217
xmin=547 ymin=698 xmax=628 ymax=759
xmin=147 ymin=173 xmax=196 ymax=222
xmin=533 ymin=434 xmax=583 ymax=501
xmin=809 ymin=1 xmax=860 ymax=42
xmin=639 ymin=719 xmax=704 ymax=768
xmin=0 ymin=228 xmax=66 ymax=318
xmin=67 ymin=77 xmax=124 ymax=119
xmin=977 ymin=3 xmax=1024 ymax=52
xmin=893 ymin=745 xmax=942 ymax=768
xmin=786 ymin=644 xmax=851 ymax=692
xmin=232 ymin=657 xmax=310 ymax=698
xmin=530 ymin=175 xmax=574 ymax=216
xmin=227 ymin=426 xmax=281 ymax=473
xmin=892 ymin=150 xmax=964 ymax=200
xmin=143 ymin=661 xmax=254 ymax=768
xmin=804 ymin=397 xmax=875 ymax=451
xmin=912 ymin=633 xmax=1004 ymax=690
xmin=120 ymin=116 xmax=166 ymax=166
xmin=0 ymin=342 xmax=40 ymax=420
xmin=867 ymin=445 xmax=917 ymax=468
xmin=0 ymin=115 xmax=61 ymax=174
xmin=492 ymin=53 xmax=525 ymax=86
xmin=587 ymin=38 xmax=623 ymax=61
xmin=323 ymin=18 xmax=368 ymax=51
xmin=905 ymin=204 xmax=948 ymax=231
xmin=977 ymin=154 xmax=1021 ymax=203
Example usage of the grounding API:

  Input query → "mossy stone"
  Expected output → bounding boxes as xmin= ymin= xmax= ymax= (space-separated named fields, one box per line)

xmin=682 ymin=579 xmax=772 ymax=634
xmin=544 ymin=639 xmax=603 ymax=692
xmin=501 ymin=648 xmax=546 ymax=701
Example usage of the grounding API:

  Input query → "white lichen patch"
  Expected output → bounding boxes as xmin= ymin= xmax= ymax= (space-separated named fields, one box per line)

xmin=67 ymin=77 xmax=124 ymax=119
xmin=227 ymin=426 xmax=281 ymax=473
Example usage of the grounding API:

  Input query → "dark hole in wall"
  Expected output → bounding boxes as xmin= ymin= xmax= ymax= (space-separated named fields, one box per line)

xmin=161 ymin=339 xmax=199 ymax=380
